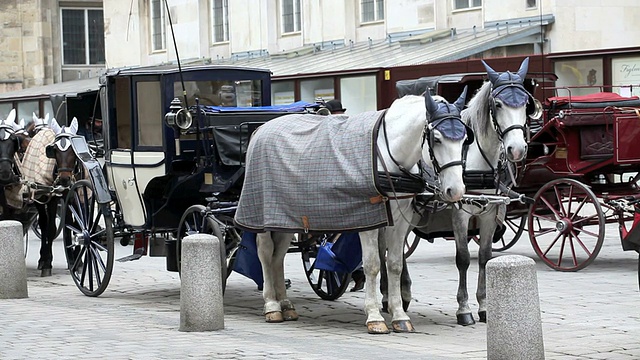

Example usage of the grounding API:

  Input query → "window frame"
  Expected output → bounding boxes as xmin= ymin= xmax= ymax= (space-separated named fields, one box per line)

xmin=360 ymin=0 xmax=384 ymax=23
xmin=60 ymin=7 xmax=105 ymax=65
xmin=281 ymin=0 xmax=301 ymax=34
xmin=150 ymin=0 xmax=166 ymax=52
xmin=211 ymin=0 xmax=229 ymax=43
xmin=453 ymin=0 xmax=482 ymax=11
xmin=526 ymin=0 xmax=537 ymax=9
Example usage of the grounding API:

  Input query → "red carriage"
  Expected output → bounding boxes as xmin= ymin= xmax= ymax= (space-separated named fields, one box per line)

xmin=512 ymin=88 xmax=640 ymax=271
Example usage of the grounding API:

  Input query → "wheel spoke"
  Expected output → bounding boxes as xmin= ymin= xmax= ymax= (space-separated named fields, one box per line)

xmin=572 ymin=213 xmax=599 ymax=228
xmin=69 ymin=203 xmax=86 ymax=231
xmin=569 ymin=196 xmax=590 ymax=222
xmin=90 ymin=246 xmax=103 ymax=288
xmin=554 ymin=185 xmax=567 ymax=217
xmin=532 ymin=226 xmax=556 ymax=237
xmin=569 ymin=230 xmax=594 ymax=257
xmin=541 ymin=232 xmax=563 ymax=258
xmin=90 ymin=243 xmax=108 ymax=270
xmin=531 ymin=207 xmax=559 ymax=223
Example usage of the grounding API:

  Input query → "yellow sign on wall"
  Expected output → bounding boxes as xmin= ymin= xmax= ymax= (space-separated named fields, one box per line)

xmin=384 ymin=70 xmax=390 ymax=81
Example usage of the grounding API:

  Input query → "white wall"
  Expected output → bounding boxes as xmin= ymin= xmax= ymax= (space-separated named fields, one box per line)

xmin=387 ymin=0 xmax=436 ymax=33
xmin=550 ymin=0 xmax=640 ymax=53
xmin=104 ymin=0 xmax=143 ymax=68
xmin=102 ymin=0 xmax=640 ymax=70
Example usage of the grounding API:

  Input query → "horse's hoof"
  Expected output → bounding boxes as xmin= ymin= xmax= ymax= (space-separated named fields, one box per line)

xmin=367 ymin=321 xmax=390 ymax=334
xmin=457 ymin=313 xmax=476 ymax=326
xmin=478 ymin=311 xmax=486 ymax=323
xmin=37 ymin=262 xmax=43 ymax=270
xmin=392 ymin=320 xmax=415 ymax=333
xmin=40 ymin=268 xmax=52 ymax=277
xmin=265 ymin=311 xmax=284 ymax=323
xmin=402 ymin=300 xmax=411 ymax=312
xmin=282 ymin=309 xmax=299 ymax=321
xmin=381 ymin=301 xmax=389 ymax=314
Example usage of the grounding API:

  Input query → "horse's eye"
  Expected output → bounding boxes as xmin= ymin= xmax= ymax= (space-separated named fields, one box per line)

xmin=495 ymin=102 xmax=503 ymax=109
xmin=434 ymin=138 xmax=442 ymax=144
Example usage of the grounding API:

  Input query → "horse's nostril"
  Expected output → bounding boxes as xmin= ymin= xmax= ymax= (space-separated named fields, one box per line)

xmin=446 ymin=188 xmax=452 ymax=197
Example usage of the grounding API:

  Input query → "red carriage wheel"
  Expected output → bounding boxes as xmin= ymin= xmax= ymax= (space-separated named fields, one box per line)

xmin=528 ymin=178 xmax=605 ymax=271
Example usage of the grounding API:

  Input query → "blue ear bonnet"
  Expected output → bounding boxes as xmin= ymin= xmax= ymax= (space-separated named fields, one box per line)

xmin=429 ymin=102 xmax=466 ymax=141
xmin=491 ymin=71 xmax=529 ymax=108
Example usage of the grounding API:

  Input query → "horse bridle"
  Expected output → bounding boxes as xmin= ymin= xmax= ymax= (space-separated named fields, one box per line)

xmin=0 ymin=125 xmax=22 ymax=179
xmin=423 ymin=115 xmax=473 ymax=176
xmin=48 ymin=133 xmax=78 ymax=177
xmin=488 ymin=82 xmax=534 ymax=140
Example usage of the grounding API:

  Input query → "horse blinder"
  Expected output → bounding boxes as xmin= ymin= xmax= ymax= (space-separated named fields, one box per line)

xmin=463 ymin=124 xmax=475 ymax=146
xmin=46 ymin=144 xmax=56 ymax=159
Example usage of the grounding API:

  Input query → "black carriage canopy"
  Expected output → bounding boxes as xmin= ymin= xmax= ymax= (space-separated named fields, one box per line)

xmin=193 ymin=101 xmax=318 ymax=166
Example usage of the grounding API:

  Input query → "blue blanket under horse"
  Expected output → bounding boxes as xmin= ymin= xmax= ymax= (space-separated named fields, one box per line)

xmin=234 ymin=111 xmax=391 ymax=233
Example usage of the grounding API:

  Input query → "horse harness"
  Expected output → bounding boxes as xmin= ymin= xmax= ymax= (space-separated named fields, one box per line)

xmin=375 ymin=102 xmax=473 ymax=202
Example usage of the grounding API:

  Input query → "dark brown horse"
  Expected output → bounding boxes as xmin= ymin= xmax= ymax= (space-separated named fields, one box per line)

xmin=18 ymin=116 xmax=79 ymax=276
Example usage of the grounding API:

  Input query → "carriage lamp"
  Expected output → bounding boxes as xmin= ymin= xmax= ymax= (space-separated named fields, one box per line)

xmin=164 ymin=97 xmax=192 ymax=130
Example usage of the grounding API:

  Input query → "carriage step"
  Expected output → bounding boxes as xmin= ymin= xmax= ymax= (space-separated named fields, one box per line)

xmin=116 ymin=248 xmax=145 ymax=262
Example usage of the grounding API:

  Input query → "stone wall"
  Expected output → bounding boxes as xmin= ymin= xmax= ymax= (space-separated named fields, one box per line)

xmin=0 ymin=0 xmax=55 ymax=91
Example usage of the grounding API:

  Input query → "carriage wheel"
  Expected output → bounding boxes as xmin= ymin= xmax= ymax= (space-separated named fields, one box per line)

xmin=300 ymin=233 xmax=350 ymax=301
xmin=63 ymin=179 xmax=114 ymax=297
xmin=403 ymin=230 xmax=421 ymax=259
xmin=528 ymin=178 xmax=605 ymax=271
xmin=30 ymin=202 xmax=64 ymax=241
xmin=492 ymin=215 xmax=526 ymax=252
xmin=177 ymin=205 xmax=231 ymax=289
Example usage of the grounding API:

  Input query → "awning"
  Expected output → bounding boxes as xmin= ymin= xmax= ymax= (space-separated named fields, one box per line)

xmin=213 ymin=16 xmax=553 ymax=79
xmin=0 ymin=77 xmax=101 ymax=101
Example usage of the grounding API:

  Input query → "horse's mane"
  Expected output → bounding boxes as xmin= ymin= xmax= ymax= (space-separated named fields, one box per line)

xmin=461 ymin=81 xmax=492 ymax=137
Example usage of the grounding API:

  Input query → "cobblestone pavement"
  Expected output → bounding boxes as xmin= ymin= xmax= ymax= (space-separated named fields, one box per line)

xmin=1 ymin=223 xmax=639 ymax=359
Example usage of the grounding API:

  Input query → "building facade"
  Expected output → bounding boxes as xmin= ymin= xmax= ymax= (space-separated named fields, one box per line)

xmin=0 ymin=0 xmax=105 ymax=94
xmin=2 ymin=0 xmax=640 ymax=115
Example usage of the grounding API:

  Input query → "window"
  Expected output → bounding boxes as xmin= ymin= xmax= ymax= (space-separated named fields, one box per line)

xmin=282 ymin=0 xmax=301 ymax=33
xmin=340 ymin=76 xmax=377 ymax=114
xmin=137 ymin=81 xmax=163 ymax=147
xmin=300 ymin=78 xmax=334 ymax=103
xmin=361 ymin=0 xmax=384 ymax=22
xmin=272 ymin=81 xmax=295 ymax=105
xmin=554 ymin=59 xmax=603 ymax=96
xmin=212 ymin=0 xmax=229 ymax=42
xmin=454 ymin=0 xmax=482 ymax=10
xmin=176 ymin=80 xmax=263 ymax=107
xmin=61 ymin=8 xmax=105 ymax=65
xmin=526 ymin=0 xmax=537 ymax=8
xmin=150 ymin=0 xmax=166 ymax=51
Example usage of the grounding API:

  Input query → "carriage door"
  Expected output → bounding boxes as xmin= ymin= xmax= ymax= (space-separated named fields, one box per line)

xmin=105 ymin=77 xmax=166 ymax=227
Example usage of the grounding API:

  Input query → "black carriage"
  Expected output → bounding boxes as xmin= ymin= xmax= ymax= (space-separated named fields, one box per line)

xmin=62 ymin=64 xmax=353 ymax=298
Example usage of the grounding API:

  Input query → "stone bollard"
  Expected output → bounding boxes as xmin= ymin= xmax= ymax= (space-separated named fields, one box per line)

xmin=0 ymin=220 xmax=28 ymax=299
xmin=179 ymin=234 xmax=224 ymax=332
xmin=486 ymin=255 xmax=544 ymax=360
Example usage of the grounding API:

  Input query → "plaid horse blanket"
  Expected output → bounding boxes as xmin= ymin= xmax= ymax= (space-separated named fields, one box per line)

xmin=234 ymin=111 xmax=392 ymax=233
xmin=5 ymin=129 xmax=56 ymax=209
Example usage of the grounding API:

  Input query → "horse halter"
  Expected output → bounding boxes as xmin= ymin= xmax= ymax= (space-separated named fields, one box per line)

xmin=488 ymin=75 xmax=534 ymax=140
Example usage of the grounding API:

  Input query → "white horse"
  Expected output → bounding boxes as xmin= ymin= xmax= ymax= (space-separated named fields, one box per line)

xmin=235 ymin=89 xmax=470 ymax=334
xmin=451 ymin=57 xmax=532 ymax=325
